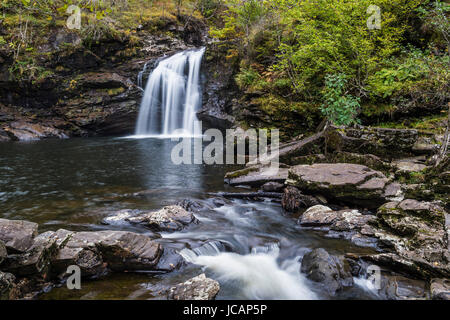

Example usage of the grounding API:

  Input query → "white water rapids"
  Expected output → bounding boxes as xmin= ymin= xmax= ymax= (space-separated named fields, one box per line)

xmin=135 ymin=48 xmax=205 ymax=137
xmin=180 ymin=242 xmax=317 ymax=300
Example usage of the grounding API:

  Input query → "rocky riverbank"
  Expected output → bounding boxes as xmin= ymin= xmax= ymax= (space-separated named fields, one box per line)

xmin=224 ymin=125 xmax=449 ymax=299
xmin=0 ymin=205 xmax=217 ymax=299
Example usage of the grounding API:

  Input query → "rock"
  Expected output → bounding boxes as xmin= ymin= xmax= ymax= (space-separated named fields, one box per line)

xmin=102 ymin=205 xmax=198 ymax=232
xmin=328 ymin=152 xmax=392 ymax=172
xmin=412 ymin=136 xmax=440 ymax=154
xmin=378 ymin=275 xmax=428 ymax=300
xmin=127 ymin=205 xmax=198 ymax=232
xmin=366 ymin=200 xmax=449 ymax=279
xmin=430 ymin=278 xmax=450 ymax=300
xmin=0 ymin=272 xmax=15 ymax=300
xmin=393 ymin=159 xmax=428 ymax=173
xmin=0 ymin=219 xmax=38 ymax=253
xmin=3 ymin=120 xmax=68 ymax=141
xmin=55 ymin=230 xmax=162 ymax=274
xmin=300 ymin=248 xmax=353 ymax=295
xmin=101 ymin=209 xmax=141 ymax=226
xmin=1 ymin=231 xmax=61 ymax=276
xmin=0 ymin=240 xmax=6 ymax=264
xmin=176 ymin=199 xmax=208 ymax=213
xmin=167 ymin=274 xmax=220 ymax=300
xmin=287 ymin=163 xmax=403 ymax=209
xmin=298 ymin=205 xmax=377 ymax=247
xmin=281 ymin=186 xmax=319 ymax=213
xmin=261 ymin=181 xmax=285 ymax=192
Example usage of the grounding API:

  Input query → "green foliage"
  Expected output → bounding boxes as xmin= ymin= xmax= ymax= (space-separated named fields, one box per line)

xmin=197 ymin=0 xmax=222 ymax=18
xmin=320 ymin=74 xmax=361 ymax=126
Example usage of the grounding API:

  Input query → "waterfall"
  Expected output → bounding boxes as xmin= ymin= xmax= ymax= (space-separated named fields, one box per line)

xmin=135 ymin=48 xmax=205 ymax=137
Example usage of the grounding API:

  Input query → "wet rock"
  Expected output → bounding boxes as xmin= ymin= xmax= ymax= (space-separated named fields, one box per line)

xmin=300 ymin=248 xmax=353 ymax=295
xmin=287 ymin=163 xmax=403 ymax=209
xmin=0 ymin=272 xmax=15 ymax=300
xmin=102 ymin=205 xmax=198 ymax=232
xmin=55 ymin=230 xmax=162 ymax=274
xmin=430 ymin=278 xmax=450 ymax=300
xmin=0 ymin=219 xmax=38 ymax=253
xmin=176 ymin=199 xmax=208 ymax=213
xmin=101 ymin=209 xmax=141 ymax=226
xmin=167 ymin=273 xmax=220 ymax=300
xmin=1 ymin=231 xmax=61 ymax=276
xmin=0 ymin=240 xmax=6 ymax=264
xmin=154 ymin=248 xmax=184 ymax=273
xmin=281 ymin=186 xmax=319 ymax=213
xmin=261 ymin=181 xmax=285 ymax=192
xmin=127 ymin=205 xmax=198 ymax=232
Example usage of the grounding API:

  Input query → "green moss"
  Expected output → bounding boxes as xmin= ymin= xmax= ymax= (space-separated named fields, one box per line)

xmin=225 ymin=166 xmax=258 ymax=179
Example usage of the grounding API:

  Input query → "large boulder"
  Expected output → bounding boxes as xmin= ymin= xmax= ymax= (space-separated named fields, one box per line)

xmin=366 ymin=200 xmax=449 ymax=279
xmin=0 ymin=219 xmax=39 ymax=253
xmin=167 ymin=273 xmax=220 ymax=300
xmin=287 ymin=163 xmax=403 ymax=209
xmin=300 ymin=248 xmax=353 ymax=296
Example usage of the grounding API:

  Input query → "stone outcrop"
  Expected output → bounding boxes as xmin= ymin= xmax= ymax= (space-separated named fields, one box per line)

xmin=325 ymin=126 xmax=426 ymax=159
xmin=287 ymin=163 xmax=403 ymax=209
xmin=300 ymin=248 xmax=353 ymax=296
xmin=366 ymin=199 xmax=449 ymax=279
xmin=167 ymin=273 xmax=220 ymax=300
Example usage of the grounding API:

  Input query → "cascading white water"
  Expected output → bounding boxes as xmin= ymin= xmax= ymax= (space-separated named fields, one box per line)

xmin=135 ymin=48 xmax=205 ymax=137
xmin=180 ymin=243 xmax=317 ymax=300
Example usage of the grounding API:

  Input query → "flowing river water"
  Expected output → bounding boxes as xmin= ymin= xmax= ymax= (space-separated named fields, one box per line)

xmin=0 ymin=137 xmax=381 ymax=300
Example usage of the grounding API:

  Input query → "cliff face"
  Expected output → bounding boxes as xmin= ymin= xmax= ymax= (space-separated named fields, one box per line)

xmin=0 ymin=14 xmax=220 ymax=141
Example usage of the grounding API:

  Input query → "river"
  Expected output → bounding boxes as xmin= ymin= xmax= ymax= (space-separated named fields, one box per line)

xmin=0 ymin=136 xmax=380 ymax=299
